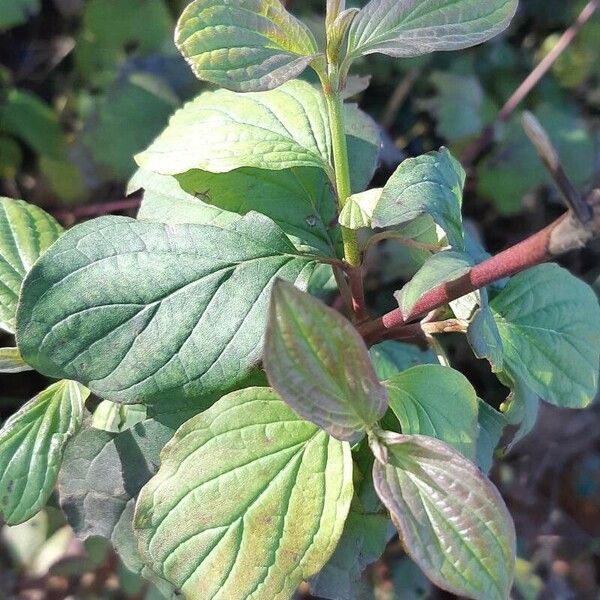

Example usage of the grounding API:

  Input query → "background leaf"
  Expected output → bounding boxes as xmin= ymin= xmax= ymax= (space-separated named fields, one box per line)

xmin=265 ymin=281 xmax=388 ymax=442
xmin=134 ymin=387 xmax=353 ymax=599
xmin=176 ymin=0 xmax=319 ymax=92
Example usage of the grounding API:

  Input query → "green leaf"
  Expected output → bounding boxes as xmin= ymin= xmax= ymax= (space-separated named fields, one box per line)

xmin=0 ymin=380 xmax=89 ymax=525
xmin=59 ymin=418 xmax=177 ymax=576
xmin=490 ymin=264 xmax=600 ymax=408
xmin=373 ymin=433 xmax=516 ymax=600
xmin=92 ymin=401 xmax=147 ymax=433
xmin=0 ymin=198 xmax=63 ymax=333
xmin=467 ymin=297 xmax=504 ymax=372
xmin=176 ymin=0 xmax=320 ymax=92
xmin=372 ymin=148 xmax=466 ymax=249
xmin=0 ymin=89 xmax=66 ymax=161
xmin=345 ymin=0 xmax=517 ymax=62
xmin=384 ymin=365 xmax=478 ymax=459
xmin=476 ymin=400 xmax=506 ymax=474
xmin=369 ymin=341 xmax=438 ymax=381
xmin=395 ymin=250 xmax=471 ymax=319
xmin=16 ymin=213 xmax=315 ymax=404
xmin=129 ymin=168 xmax=241 ymax=228
xmin=175 ymin=167 xmax=341 ymax=256
xmin=135 ymin=80 xmax=381 ymax=194
xmin=264 ymin=281 xmax=388 ymax=442
xmin=499 ymin=373 xmax=539 ymax=450
xmin=0 ymin=0 xmax=40 ymax=30
xmin=134 ymin=387 xmax=354 ymax=598
xmin=0 ymin=347 xmax=32 ymax=373
xmin=338 ymin=188 xmax=382 ymax=230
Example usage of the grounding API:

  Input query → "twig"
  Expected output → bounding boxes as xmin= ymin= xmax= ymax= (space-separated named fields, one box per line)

xmin=359 ymin=190 xmax=600 ymax=345
xmin=362 ymin=230 xmax=443 ymax=255
xmin=461 ymin=0 xmax=599 ymax=166
xmin=51 ymin=197 xmax=141 ymax=225
xmin=381 ymin=69 xmax=421 ymax=130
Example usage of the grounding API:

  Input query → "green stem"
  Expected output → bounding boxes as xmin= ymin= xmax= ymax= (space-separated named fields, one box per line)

xmin=322 ymin=74 xmax=362 ymax=267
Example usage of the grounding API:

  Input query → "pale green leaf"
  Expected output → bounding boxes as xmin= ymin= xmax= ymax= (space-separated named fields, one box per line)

xmin=384 ymin=365 xmax=478 ymax=459
xmin=0 ymin=347 xmax=32 ymax=373
xmin=0 ymin=380 xmax=89 ymax=525
xmin=372 ymin=148 xmax=466 ymax=249
xmin=395 ymin=250 xmax=471 ymax=319
xmin=135 ymin=80 xmax=381 ymax=194
xmin=92 ymin=401 xmax=147 ymax=433
xmin=264 ymin=280 xmax=388 ymax=442
xmin=338 ymin=188 xmax=383 ymax=230
xmin=373 ymin=433 xmax=516 ymax=600
xmin=0 ymin=197 xmax=63 ymax=333
xmin=134 ymin=387 xmax=354 ymax=599
xmin=16 ymin=213 xmax=314 ymax=404
xmin=176 ymin=0 xmax=319 ymax=92
xmin=345 ymin=0 xmax=518 ymax=62
xmin=476 ymin=400 xmax=506 ymax=474
xmin=490 ymin=264 xmax=600 ymax=408
xmin=369 ymin=340 xmax=438 ymax=381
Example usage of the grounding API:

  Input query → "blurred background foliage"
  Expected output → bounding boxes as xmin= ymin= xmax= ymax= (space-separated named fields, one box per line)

xmin=1 ymin=0 xmax=600 ymax=598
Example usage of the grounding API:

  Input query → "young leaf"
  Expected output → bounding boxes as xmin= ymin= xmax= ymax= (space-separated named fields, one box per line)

xmin=476 ymin=400 xmax=506 ymax=474
xmin=264 ymin=280 xmax=388 ymax=442
xmin=338 ymin=187 xmax=383 ymax=230
xmin=59 ymin=418 xmax=177 ymax=575
xmin=490 ymin=264 xmax=600 ymax=408
xmin=0 ymin=380 xmax=89 ymax=525
xmin=345 ymin=0 xmax=518 ymax=63
xmin=0 ymin=347 xmax=32 ymax=373
xmin=176 ymin=0 xmax=320 ymax=92
xmin=468 ymin=303 xmax=504 ymax=372
xmin=395 ymin=250 xmax=471 ymax=318
xmin=372 ymin=148 xmax=466 ymax=249
xmin=134 ymin=387 xmax=354 ymax=598
xmin=373 ymin=433 xmax=516 ymax=600
xmin=135 ymin=80 xmax=381 ymax=193
xmin=16 ymin=213 xmax=314 ymax=404
xmin=499 ymin=372 xmax=540 ymax=450
xmin=384 ymin=365 xmax=479 ymax=459
xmin=369 ymin=340 xmax=438 ymax=381
xmin=0 ymin=197 xmax=62 ymax=333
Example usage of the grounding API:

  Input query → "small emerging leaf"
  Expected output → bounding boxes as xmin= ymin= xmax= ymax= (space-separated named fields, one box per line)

xmin=491 ymin=264 xmax=600 ymax=408
xmin=345 ymin=0 xmax=518 ymax=62
xmin=373 ymin=433 xmax=516 ymax=600
xmin=0 ymin=197 xmax=62 ymax=333
xmin=395 ymin=250 xmax=471 ymax=318
xmin=0 ymin=380 xmax=89 ymax=525
xmin=384 ymin=365 xmax=479 ymax=459
xmin=176 ymin=0 xmax=320 ymax=92
xmin=0 ymin=347 xmax=32 ymax=373
xmin=372 ymin=148 xmax=466 ymax=249
xmin=134 ymin=387 xmax=353 ymax=599
xmin=265 ymin=281 xmax=388 ymax=442
xmin=338 ymin=188 xmax=383 ymax=230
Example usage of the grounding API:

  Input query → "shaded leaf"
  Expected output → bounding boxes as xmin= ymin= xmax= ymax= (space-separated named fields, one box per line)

xmin=17 ymin=213 xmax=314 ymax=404
xmin=0 ymin=381 xmax=89 ymax=525
xmin=134 ymin=387 xmax=353 ymax=599
xmin=476 ymin=400 xmax=506 ymax=474
xmin=384 ymin=365 xmax=478 ymax=458
xmin=0 ymin=198 xmax=63 ymax=333
xmin=369 ymin=341 xmax=438 ymax=381
xmin=265 ymin=280 xmax=388 ymax=442
xmin=176 ymin=0 xmax=319 ymax=92
xmin=372 ymin=148 xmax=466 ymax=249
xmin=373 ymin=433 xmax=516 ymax=600
xmin=490 ymin=264 xmax=600 ymax=408
xmin=0 ymin=347 xmax=32 ymax=373
xmin=0 ymin=0 xmax=40 ymax=30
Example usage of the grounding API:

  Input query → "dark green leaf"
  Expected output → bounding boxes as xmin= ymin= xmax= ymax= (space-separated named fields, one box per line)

xmin=476 ymin=400 xmax=506 ymax=474
xmin=369 ymin=341 xmax=438 ymax=381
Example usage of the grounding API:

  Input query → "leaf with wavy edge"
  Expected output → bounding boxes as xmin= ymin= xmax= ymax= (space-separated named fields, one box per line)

xmin=0 ymin=197 xmax=62 ymax=333
xmin=265 ymin=280 xmax=388 ymax=442
xmin=176 ymin=0 xmax=320 ymax=92
xmin=16 ymin=212 xmax=315 ymax=404
xmin=490 ymin=264 xmax=600 ymax=408
xmin=373 ymin=433 xmax=516 ymax=600
xmin=345 ymin=0 xmax=518 ymax=62
xmin=134 ymin=387 xmax=353 ymax=599
xmin=0 ymin=380 xmax=89 ymax=524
